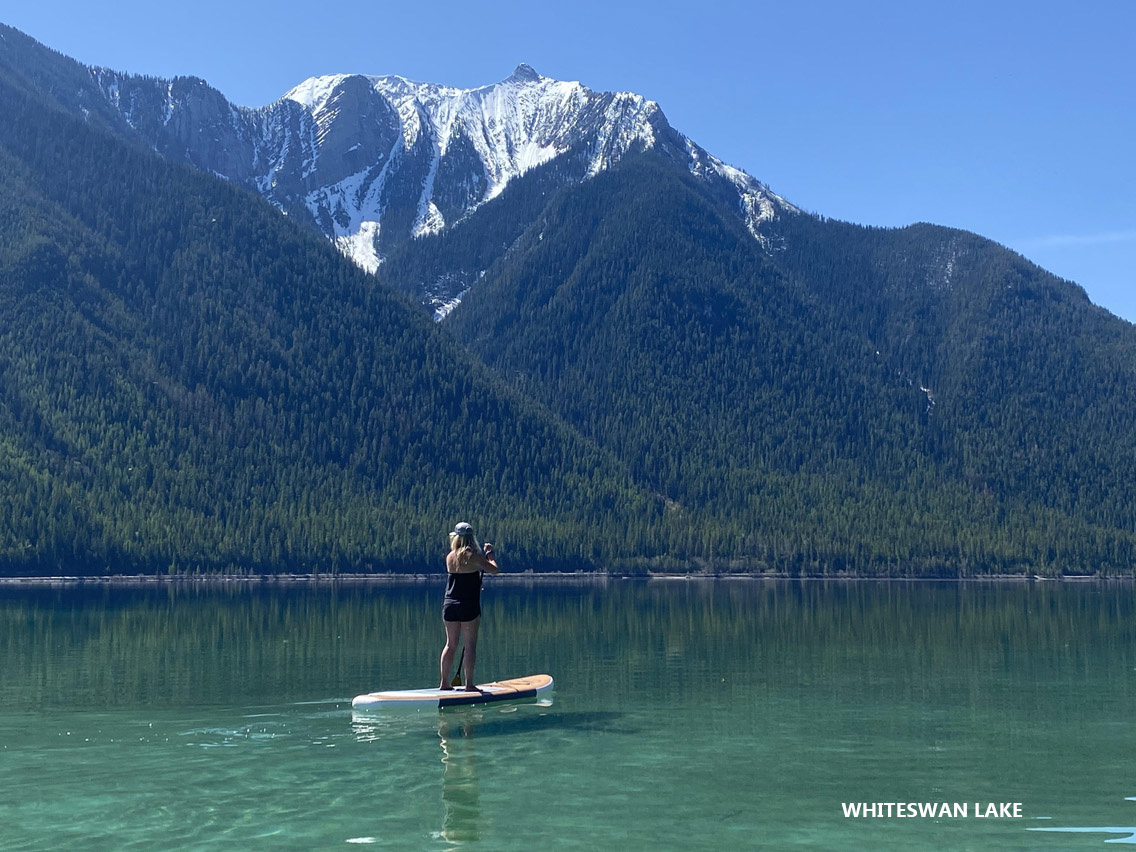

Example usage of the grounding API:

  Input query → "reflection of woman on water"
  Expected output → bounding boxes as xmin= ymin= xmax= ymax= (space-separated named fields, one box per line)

xmin=437 ymin=708 xmax=481 ymax=843
xmin=440 ymin=522 xmax=499 ymax=691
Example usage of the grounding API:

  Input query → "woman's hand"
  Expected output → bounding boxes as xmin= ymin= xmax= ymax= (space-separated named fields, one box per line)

xmin=482 ymin=542 xmax=499 ymax=573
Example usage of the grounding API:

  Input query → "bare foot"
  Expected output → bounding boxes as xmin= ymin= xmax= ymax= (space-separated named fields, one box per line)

xmin=460 ymin=685 xmax=482 ymax=693
xmin=438 ymin=684 xmax=454 ymax=691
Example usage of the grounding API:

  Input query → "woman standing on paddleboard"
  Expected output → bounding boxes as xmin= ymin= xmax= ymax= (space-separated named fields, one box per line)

xmin=440 ymin=522 xmax=499 ymax=691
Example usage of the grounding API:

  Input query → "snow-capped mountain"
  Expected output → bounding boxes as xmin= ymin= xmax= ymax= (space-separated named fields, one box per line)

xmin=90 ymin=63 xmax=796 ymax=305
xmin=276 ymin=62 xmax=679 ymax=270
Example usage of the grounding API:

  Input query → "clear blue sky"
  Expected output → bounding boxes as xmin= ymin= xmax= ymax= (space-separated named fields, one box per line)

xmin=6 ymin=1 xmax=1134 ymax=321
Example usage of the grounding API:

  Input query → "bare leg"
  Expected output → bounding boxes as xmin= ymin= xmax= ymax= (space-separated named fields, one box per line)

xmin=439 ymin=620 xmax=461 ymax=690
xmin=459 ymin=617 xmax=481 ymax=690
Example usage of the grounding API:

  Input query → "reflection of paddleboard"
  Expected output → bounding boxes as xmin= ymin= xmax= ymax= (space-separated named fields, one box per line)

xmin=352 ymin=674 xmax=554 ymax=710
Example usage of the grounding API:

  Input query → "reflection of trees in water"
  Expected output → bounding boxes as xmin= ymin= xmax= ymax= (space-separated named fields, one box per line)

xmin=10 ymin=579 xmax=1134 ymax=714
xmin=438 ymin=708 xmax=482 ymax=843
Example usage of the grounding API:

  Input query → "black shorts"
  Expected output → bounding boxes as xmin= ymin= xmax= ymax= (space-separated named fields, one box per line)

xmin=443 ymin=599 xmax=481 ymax=622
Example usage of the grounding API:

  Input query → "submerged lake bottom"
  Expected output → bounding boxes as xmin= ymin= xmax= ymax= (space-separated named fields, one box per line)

xmin=2 ymin=576 xmax=1136 ymax=850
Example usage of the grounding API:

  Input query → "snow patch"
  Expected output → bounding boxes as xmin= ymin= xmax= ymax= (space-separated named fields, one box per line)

xmin=414 ymin=201 xmax=445 ymax=238
xmin=283 ymin=74 xmax=351 ymax=113
xmin=925 ymin=240 xmax=965 ymax=291
xmin=686 ymin=138 xmax=797 ymax=240
xmin=366 ymin=71 xmax=659 ymax=206
xmin=433 ymin=291 xmax=467 ymax=321
xmin=334 ymin=221 xmax=382 ymax=273
xmin=919 ymin=384 xmax=936 ymax=413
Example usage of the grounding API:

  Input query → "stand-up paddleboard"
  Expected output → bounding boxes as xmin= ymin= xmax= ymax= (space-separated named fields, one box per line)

xmin=352 ymin=674 xmax=553 ymax=711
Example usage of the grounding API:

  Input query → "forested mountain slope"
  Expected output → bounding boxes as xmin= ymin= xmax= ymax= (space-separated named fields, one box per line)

xmin=0 ymin=39 xmax=660 ymax=575
xmin=433 ymin=152 xmax=1136 ymax=574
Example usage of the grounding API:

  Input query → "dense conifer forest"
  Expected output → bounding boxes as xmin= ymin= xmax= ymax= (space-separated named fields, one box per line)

xmin=0 ymin=49 xmax=661 ymax=576
xmin=2 ymin=24 xmax=1135 ymax=577
xmin=427 ymin=157 xmax=1136 ymax=575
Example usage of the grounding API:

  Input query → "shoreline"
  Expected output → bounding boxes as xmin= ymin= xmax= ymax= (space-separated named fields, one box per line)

xmin=0 ymin=572 xmax=1117 ymax=587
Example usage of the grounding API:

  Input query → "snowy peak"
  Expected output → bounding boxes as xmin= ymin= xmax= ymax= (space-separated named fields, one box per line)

xmin=282 ymin=73 xmax=353 ymax=113
xmin=270 ymin=67 xmax=669 ymax=250
xmin=506 ymin=63 xmax=544 ymax=84
xmin=271 ymin=66 xmax=794 ymax=243
xmin=90 ymin=62 xmax=796 ymax=290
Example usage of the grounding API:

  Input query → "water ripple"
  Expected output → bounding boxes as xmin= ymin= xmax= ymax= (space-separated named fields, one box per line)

xmin=1028 ymin=826 xmax=1136 ymax=844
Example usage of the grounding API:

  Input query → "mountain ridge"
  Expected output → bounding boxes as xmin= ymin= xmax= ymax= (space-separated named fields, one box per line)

xmin=82 ymin=54 xmax=796 ymax=312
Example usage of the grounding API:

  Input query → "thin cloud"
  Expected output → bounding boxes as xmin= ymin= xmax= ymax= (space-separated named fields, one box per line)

xmin=1019 ymin=229 xmax=1136 ymax=250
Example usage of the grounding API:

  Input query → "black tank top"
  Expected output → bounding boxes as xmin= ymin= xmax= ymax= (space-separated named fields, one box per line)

xmin=444 ymin=570 xmax=482 ymax=606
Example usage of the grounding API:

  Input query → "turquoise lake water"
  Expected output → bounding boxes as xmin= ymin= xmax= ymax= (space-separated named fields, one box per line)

xmin=3 ymin=577 xmax=1136 ymax=850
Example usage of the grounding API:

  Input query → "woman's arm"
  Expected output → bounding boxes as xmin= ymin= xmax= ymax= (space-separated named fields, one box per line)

xmin=480 ymin=543 xmax=500 ymax=575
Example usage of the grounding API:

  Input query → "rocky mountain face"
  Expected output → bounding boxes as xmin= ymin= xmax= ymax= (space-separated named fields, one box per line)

xmin=87 ymin=62 xmax=795 ymax=312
